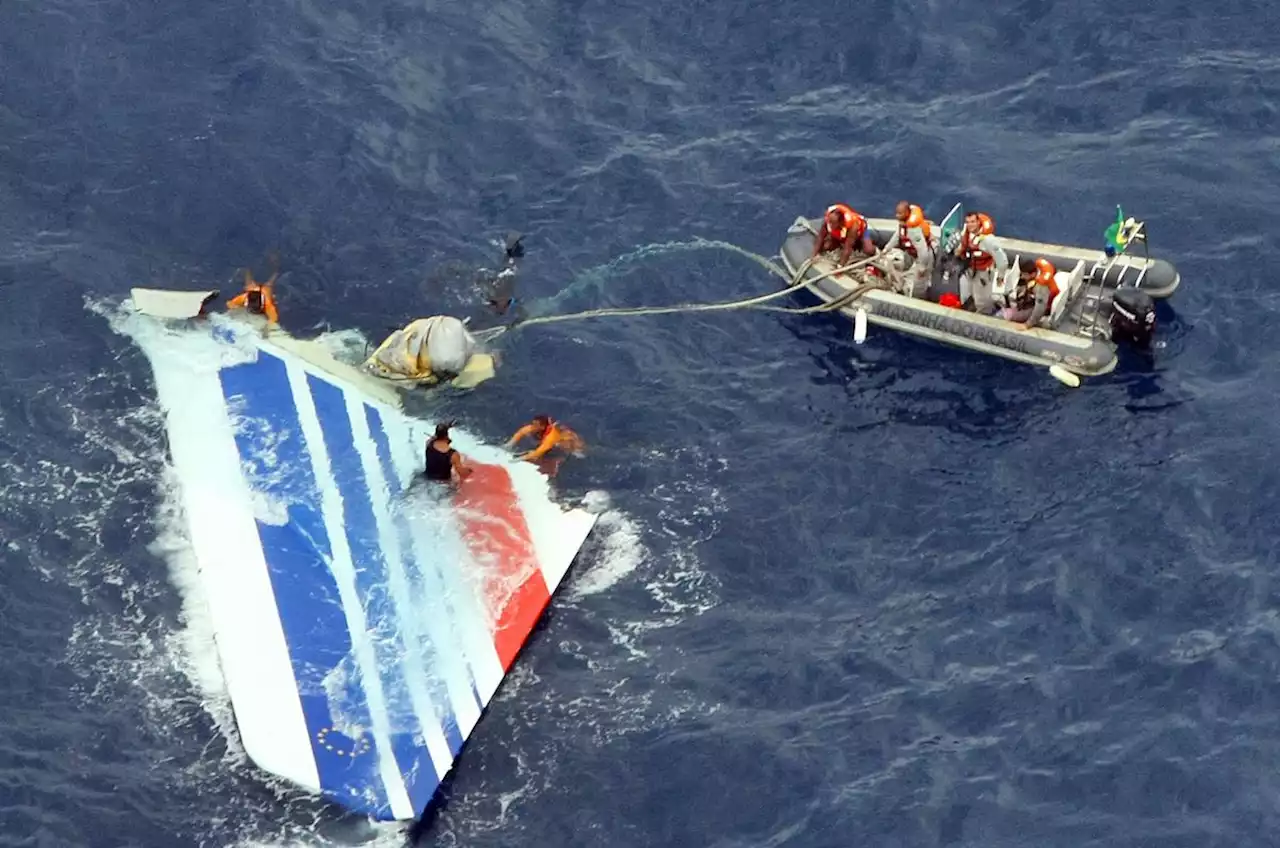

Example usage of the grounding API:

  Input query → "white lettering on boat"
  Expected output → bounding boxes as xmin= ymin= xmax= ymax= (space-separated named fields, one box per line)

xmin=872 ymin=300 xmax=1035 ymax=356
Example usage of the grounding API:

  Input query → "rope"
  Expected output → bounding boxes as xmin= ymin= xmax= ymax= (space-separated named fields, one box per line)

xmin=527 ymin=238 xmax=796 ymax=316
xmin=490 ymin=251 xmax=896 ymax=335
xmin=363 ymin=242 xmax=896 ymax=381
xmin=758 ymin=277 xmax=891 ymax=316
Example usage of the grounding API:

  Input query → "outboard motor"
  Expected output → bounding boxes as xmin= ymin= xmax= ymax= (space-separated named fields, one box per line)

xmin=1110 ymin=287 xmax=1156 ymax=348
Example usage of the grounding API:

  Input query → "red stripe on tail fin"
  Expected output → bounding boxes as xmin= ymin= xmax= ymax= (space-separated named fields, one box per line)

xmin=453 ymin=463 xmax=551 ymax=671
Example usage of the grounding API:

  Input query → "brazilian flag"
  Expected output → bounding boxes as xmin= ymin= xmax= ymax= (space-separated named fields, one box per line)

xmin=1103 ymin=205 xmax=1127 ymax=256
xmin=1103 ymin=205 xmax=1144 ymax=256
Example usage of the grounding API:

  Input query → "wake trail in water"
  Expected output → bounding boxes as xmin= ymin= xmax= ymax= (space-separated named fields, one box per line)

xmin=527 ymin=238 xmax=791 ymax=315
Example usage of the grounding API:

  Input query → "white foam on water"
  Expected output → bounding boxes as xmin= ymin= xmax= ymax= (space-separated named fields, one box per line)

xmin=12 ymin=300 xmax=241 ymax=756
xmin=52 ymin=407 xmax=240 ymax=749
xmin=564 ymin=484 xmax=720 ymax=612
xmin=146 ymin=462 xmax=248 ymax=766
xmin=570 ymin=448 xmax=726 ymax=620
xmin=419 ymin=456 xmax=730 ymax=834
xmin=228 ymin=827 xmax=410 ymax=848
xmin=567 ymin=505 xmax=647 ymax=599
xmin=0 ymin=305 xmax=294 ymax=843
xmin=308 ymin=327 xmax=376 ymax=364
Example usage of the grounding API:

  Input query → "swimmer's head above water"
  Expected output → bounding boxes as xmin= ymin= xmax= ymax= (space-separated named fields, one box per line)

xmin=481 ymin=232 xmax=526 ymax=315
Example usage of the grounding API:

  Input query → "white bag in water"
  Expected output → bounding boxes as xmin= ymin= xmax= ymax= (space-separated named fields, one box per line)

xmin=364 ymin=315 xmax=476 ymax=381
xmin=423 ymin=315 xmax=475 ymax=375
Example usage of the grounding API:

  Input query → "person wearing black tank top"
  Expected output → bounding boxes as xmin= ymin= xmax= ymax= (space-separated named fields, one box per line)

xmin=423 ymin=421 xmax=472 ymax=482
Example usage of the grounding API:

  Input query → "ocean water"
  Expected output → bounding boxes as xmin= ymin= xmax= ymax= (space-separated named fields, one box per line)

xmin=2 ymin=0 xmax=1279 ymax=846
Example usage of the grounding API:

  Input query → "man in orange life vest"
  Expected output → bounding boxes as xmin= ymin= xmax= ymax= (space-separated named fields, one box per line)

xmin=810 ymin=203 xmax=876 ymax=266
xmin=1011 ymin=258 xmax=1060 ymax=331
xmin=506 ymin=414 xmax=585 ymax=463
xmin=226 ymin=266 xmax=280 ymax=325
xmin=953 ymin=211 xmax=1008 ymax=313
xmin=882 ymin=200 xmax=935 ymax=298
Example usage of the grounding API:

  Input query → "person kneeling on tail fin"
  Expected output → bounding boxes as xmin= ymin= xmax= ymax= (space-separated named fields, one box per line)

xmin=506 ymin=414 xmax=584 ymax=462
xmin=423 ymin=421 xmax=473 ymax=482
xmin=226 ymin=264 xmax=280 ymax=324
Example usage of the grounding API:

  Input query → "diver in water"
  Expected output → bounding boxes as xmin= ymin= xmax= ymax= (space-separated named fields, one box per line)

xmin=420 ymin=231 xmax=526 ymax=324
xmin=474 ymin=231 xmax=525 ymax=316
xmin=506 ymin=415 xmax=584 ymax=461
xmin=506 ymin=414 xmax=584 ymax=478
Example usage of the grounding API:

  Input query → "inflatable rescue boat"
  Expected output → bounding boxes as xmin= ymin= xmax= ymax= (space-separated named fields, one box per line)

xmin=778 ymin=203 xmax=1181 ymax=381
xmin=117 ymin=289 xmax=598 ymax=822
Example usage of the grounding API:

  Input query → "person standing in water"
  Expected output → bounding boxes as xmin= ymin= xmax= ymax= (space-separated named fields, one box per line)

xmin=423 ymin=421 xmax=473 ymax=482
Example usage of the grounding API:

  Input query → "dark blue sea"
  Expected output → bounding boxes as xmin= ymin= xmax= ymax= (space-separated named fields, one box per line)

xmin=3 ymin=1 xmax=1279 ymax=846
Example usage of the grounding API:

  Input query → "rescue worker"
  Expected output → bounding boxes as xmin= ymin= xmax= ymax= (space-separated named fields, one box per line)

xmin=226 ymin=266 xmax=279 ymax=324
xmin=953 ymin=211 xmax=1008 ymax=314
xmin=423 ymin=421 xmax=473 ymax=482
xmin=810 ymin=203 xmax=876 ymax=266
xmin=882 ymin=200 xmax=935 ymax=298
xmin=476 ymin=231 xmax=526 ymax=316
xmin=1013 ymin=258 xmax=1060 ymax=331
xmin=505 ymin=415 xmax=585 ymax=462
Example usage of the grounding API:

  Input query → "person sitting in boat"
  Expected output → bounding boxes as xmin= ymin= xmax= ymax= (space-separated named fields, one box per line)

xmin=506 ymin=415 xmax=585 ymax=463
xmin=226 ymin=266 xmax=279 ymax=324
xmin=423 ymin=421 xmax=474 ymax=482
xmin=882 ymin=200 xmax=935 ymax=298
xmin=1013 ymin=258 xmax=1060 ymax=331
xmin=993 ymin=261 xmax=1036 ymax=323
xmin=953 ymin=211 xmax=1008 ymax=313
xmin=810 ymin=203 xmax=876 ymax=266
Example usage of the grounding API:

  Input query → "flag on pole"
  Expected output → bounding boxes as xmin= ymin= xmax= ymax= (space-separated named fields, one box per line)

xmin=1103 ymin=205 xmax=1126 ymax=255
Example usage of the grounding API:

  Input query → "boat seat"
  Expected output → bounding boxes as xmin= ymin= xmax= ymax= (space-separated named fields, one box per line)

xmin=991 ymin=256 xmax=1022 ymax=310
xmin=1047 ymin=260 xmax=1086 ymax=328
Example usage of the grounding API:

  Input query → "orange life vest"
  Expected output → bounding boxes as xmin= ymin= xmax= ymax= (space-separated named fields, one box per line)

xmin=227 ymin=279 xmax=279 ymax=323
xmin=525 ymin=418 xmax=584 ymax=458
xmin=825 ymin=203 xmax=866 ymax=243
xmin=898 ymin=204 xmax=934 ymax=256
xmin=959 ymin=213 xmax=997 ymax=271
xmin=1034 ymin=258 xmax=1059 ymax=308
